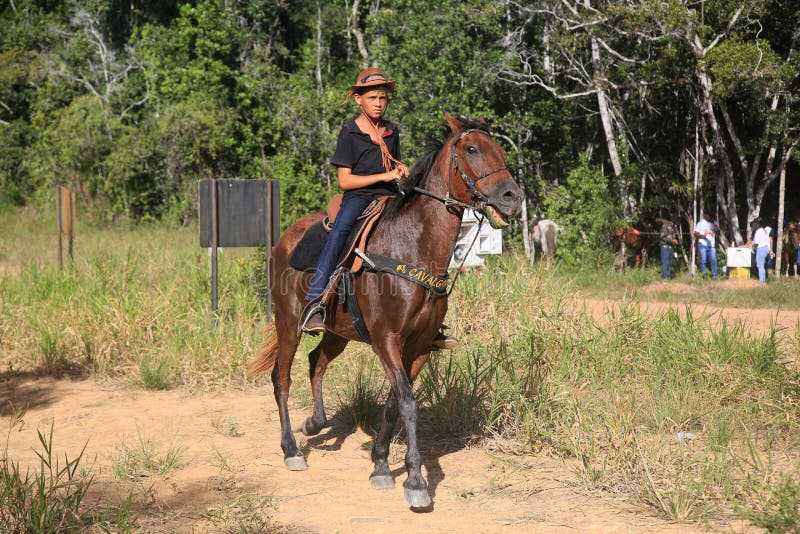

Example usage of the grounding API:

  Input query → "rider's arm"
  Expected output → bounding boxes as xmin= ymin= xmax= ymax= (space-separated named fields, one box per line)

xmin=337 ymin=165 xmax=408 ymax=191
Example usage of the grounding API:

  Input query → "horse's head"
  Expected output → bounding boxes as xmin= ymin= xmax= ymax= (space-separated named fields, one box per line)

xmin=443 ymin=114 xmax=523 ymax=228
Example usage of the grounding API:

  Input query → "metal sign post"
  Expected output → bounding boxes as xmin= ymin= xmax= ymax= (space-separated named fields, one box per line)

xmin=210 ymin=179 xmax=219 ymax=325
xmin=56 ymin=185 xmax=76 ymax=270
xmin=199 ymin=179 xmax=280 ymax=328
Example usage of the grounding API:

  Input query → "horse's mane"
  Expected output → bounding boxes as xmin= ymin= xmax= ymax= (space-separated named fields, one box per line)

xmin=384 ymin=117 xmax=490 ymax=220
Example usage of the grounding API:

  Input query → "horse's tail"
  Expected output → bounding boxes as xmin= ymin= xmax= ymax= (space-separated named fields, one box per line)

xmin=248 ymin=327 xmax=279 ymax=375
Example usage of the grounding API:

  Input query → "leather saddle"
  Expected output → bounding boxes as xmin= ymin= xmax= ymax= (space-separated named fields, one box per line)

xmin=289 ymin=194 xmax=391 ymax=273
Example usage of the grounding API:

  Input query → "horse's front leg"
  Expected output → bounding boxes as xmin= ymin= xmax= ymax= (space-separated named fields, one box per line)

xmin=373 ymin=334 xmax=431 ymax=509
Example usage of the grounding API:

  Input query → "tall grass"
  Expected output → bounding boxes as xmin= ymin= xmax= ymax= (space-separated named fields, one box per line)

xmin=419 ymin=254 xmax=800 ymax=525
xmin=0 ymin=208 xmax=269 ymax=385
xmin=570 ymin=263 xmax=800 ymax=310
xmin=1 ymin=411 xmax=94 ymax=531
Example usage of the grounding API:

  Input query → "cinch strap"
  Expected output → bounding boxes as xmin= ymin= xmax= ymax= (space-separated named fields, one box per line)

xmin=363 ymin=253 xmax=450 ymax=294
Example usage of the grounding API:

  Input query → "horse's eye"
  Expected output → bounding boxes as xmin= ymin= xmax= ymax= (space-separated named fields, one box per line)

xmin=466 ymin=145 xmax=478 ymax=155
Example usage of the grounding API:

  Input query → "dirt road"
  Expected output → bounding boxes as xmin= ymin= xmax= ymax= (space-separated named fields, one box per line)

xmin=2 ymin=375 xmax=713 ymax=533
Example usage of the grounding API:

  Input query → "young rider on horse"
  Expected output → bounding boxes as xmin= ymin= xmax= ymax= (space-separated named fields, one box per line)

xmin=299 ymin=68 xmax=456 ymax=349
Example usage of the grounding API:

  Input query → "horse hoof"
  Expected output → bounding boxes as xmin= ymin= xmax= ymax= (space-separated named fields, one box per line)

xmin=300 ymin=419 xmax=313 ymax=436
xmin=369 ymin=474 xmax=395 ymax=489
xmin=404 ymin=487 xmax=432 ymax=509
xmin=301 ymin=418 xmax=324 ymax=437
xmin=284 ymin=455 xmax=308 ymax=471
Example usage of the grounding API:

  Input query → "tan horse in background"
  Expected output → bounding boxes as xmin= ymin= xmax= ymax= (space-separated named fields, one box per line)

xmin=531 ymin=216 xmax=559 ymax=261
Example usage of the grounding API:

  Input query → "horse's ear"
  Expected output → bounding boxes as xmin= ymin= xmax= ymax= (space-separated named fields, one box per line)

xmin=477 ymin=117 xmax=487 ymax=124
xmin=444 ymin=113 xmax=463 ymax=133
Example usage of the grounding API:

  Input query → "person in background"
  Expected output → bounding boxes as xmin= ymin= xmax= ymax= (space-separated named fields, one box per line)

xmin=658 ymin=215 xmax=680 ymax=279
xmin=766 ymin=210 xmax=779 ymax=271
xmin=693 ymin=212 xmax=718 ymax=279
xmin=744 ymin=218 xmax=774 ymax=283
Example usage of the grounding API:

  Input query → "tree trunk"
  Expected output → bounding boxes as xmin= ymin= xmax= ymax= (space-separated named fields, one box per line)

xmin=776 ymin=151 xmax=786 ymax=278
xmin=349 ymin=0 xmax=370 ymax=68
xmin=691 ymin=122 xmax=701 ymax=278
xmin=590 ymin=32 xmax=629 ymax=219
xmin=695 ymin=64 xmax=742 ymax=244
xmin=496 ymin=132 xmax=532 ymax=259
xmin=315 ymin=3 xmax=324 ymax=93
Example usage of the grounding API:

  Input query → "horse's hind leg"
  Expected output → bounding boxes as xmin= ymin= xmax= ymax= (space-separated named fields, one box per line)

xmin=301 ymin=333 xmax=349 ymax=436
xmin=369 ymin=388 xmax=399 ymax=489
xmin=271 ymin=327 xmax=307 ymax=471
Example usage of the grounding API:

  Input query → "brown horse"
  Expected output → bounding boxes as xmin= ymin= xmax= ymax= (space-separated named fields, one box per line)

xmin=782 ymin=224 xmax=800 ymax=276
xmin=610 ymin=222 xmax=652 ymax=269
xmin=248 ymin=114 xmax=523 ymax=509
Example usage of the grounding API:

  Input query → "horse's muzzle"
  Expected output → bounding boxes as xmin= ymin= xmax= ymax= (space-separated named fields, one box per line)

xmin=487 ymin=182 xmax=524 ymax=219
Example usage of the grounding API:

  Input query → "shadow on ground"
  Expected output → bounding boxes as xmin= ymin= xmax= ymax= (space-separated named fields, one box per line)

xmin=296 ymin=405 xmax=474 ymax=505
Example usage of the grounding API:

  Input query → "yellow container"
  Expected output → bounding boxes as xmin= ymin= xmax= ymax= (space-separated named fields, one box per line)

xmin=729 ymin=267 xmax=750 ymax=279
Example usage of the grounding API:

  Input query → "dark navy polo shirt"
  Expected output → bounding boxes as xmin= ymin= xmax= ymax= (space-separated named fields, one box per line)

xmin=331 ymin=117 xmax=402 ymax=200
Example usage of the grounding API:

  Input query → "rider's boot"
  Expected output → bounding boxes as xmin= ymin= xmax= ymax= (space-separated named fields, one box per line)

xmin=299 ymin=300 xmax=326 ymax=336
xmin=431 ymin=324 xmax=458 ymax=350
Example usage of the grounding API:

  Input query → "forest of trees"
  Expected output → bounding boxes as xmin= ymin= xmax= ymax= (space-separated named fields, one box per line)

xmin=1 ymin=0 xmax=798 ymax=266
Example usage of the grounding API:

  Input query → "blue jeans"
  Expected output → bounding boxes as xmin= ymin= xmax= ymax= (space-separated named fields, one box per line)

xmin=755 ymin=247 xmax=769 ymax=282
xmin=305 ymin=196 xmax=372 ymax=301
xmin=698 ymin=245 xmax=718 ymax=278
xmin=660 ymin=245 xmax=673 ymax=279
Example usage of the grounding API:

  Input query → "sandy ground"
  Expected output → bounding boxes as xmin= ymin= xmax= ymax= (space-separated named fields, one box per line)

xmin=3 ymin=283 xmax=787 ymax=533
xmin=3 ymin=377 xmax=718 ymax=534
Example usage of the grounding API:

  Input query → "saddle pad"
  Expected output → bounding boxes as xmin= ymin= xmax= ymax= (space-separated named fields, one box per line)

xmin=289 ymin=222 xmax=328 ymax=272
xmin=289 ymin=217 xmax=368 ymax=272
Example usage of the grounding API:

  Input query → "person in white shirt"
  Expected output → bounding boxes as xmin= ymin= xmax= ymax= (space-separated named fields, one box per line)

xmin=744 ymin=218 xmax=775 ymax=283
xmin=693 ymin=212 xmax=718 ymax=278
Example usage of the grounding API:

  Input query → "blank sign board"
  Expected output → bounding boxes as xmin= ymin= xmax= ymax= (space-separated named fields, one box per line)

xmin=199 ymin=179 xmax=280 ymax=248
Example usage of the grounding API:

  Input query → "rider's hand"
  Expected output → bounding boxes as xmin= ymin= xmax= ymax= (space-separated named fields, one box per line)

xmin=394 ymin=164 xmax=409 ymax=180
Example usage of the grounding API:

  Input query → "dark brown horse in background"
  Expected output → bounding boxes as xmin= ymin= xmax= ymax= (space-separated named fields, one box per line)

xmin=248 ymin=114 xmax=523 ymax=509
xmin=782 ymin=224 xmax=800 ymax=276
xmin=610 ymin=221 xmax=653 ymax=269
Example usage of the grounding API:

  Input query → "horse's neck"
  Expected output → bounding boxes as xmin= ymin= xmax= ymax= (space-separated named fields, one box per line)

xmin=374 ymin=155 xmax=463 ymax=274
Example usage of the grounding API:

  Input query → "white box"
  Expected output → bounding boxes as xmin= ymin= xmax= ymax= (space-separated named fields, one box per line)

xmin=726 ymin=247 xmax=752 ymax=268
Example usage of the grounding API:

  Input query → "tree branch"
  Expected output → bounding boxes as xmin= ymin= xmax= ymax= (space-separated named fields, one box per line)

xmin=703 ymin=4 xmax=745 ymax=55
xmin=718 ymin=101 xmax=750 ymax=181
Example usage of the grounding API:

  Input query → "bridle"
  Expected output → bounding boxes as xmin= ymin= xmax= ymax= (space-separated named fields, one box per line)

xmin=409 ymin=127 xmax=511 ymax=294
xmin=413 ymin=128 xmax=510 ymax=213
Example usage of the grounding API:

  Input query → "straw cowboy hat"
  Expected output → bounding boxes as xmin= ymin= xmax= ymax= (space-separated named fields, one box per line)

xmin=342 ymin=68 xmax=396 ymax=104
xmin=350 ymin=68 xmax=396 ymax=93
